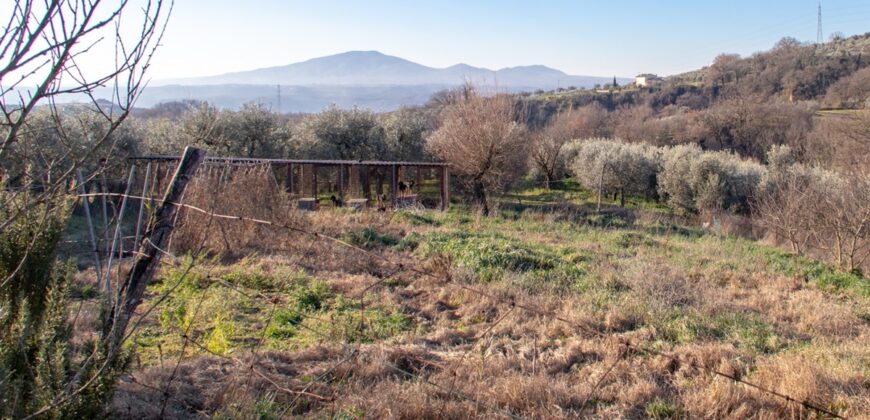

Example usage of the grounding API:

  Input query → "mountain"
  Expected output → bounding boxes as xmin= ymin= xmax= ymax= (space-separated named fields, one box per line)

xmin=155 ymin=51 xmax=624 ymax=89
xmin=136 ymin=51 xmax=628 ymax=112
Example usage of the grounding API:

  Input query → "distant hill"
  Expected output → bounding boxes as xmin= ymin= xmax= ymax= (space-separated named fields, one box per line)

xmin=139 ymin=51 xmax=629 ymax=111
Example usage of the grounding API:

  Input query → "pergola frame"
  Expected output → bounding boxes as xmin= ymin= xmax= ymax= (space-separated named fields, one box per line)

xmin=128 ymin=156 xmax=450 ymax=211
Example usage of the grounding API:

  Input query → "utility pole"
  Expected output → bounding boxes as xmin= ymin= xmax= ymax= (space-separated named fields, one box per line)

xmin=276 ymin=84 xmax=282 ymax=113
xmin=817 ymin=1 xmax=823 ymax=44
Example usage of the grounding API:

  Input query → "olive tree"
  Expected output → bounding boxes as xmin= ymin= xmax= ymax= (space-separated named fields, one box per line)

xmin=427 ymin=90 xmax=528 ymax=215
xmin=224 ymin=102 xmax=288 ymax=158
xmin=658 ymin=144 xmax=765 ymax=215
xmin=569 ymin=138 xmax=660 ymax=208
xmin=381 ymin=106 xmax=433 ymax=161
xmin=291 ymin=105 xmax=387 ymax=160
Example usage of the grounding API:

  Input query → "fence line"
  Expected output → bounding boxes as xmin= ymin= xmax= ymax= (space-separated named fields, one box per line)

xmin=74 ymin=188 xmax=846 ymax=419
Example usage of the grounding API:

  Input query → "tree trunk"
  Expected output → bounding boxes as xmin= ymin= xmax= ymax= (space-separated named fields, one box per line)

xmin=473 ymin=180 xmax=489 ymax=216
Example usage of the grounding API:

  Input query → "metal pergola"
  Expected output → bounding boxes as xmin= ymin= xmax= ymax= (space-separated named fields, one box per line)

xmin=128 ymin=156 xmax=450 ymax=211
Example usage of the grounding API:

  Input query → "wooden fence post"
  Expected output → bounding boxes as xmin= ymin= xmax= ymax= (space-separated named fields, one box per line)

xmin=338 ymin=164 xmax=345 ymax=202
xmin=109 ymin=147 xmax=205 ymax=349
xmin=103 ymin=165 xmax=136 ymax=296
xmin=133 ymin=162 xmax=152 ymax=254
xmin=312 ymin=164 xmax=318 ymax=200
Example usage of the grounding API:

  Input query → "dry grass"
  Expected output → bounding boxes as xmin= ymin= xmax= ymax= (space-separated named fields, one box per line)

xmin=101 ymin=173 xmax=870 ymax=419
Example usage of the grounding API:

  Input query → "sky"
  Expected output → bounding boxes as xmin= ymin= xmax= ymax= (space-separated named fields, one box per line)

xmin=68 ymin=0 xmax=870 ymax=81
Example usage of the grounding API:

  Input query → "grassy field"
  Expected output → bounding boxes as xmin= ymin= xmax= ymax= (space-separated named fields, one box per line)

xmin=90 ymin=181 xmax=870 ymax=419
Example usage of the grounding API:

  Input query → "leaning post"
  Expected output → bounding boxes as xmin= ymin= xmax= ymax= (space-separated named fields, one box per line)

xmin=110 ymin=147 xmax=206 ymax=351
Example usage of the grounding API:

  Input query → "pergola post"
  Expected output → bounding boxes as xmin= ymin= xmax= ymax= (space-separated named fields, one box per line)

xmin=287 ymin=163 xmax=293 ymax=195
xmin=338 ymin=164 xmax=345 ymax=202
xmin=390 ymin=164 xmax=398 ymax=208
xmin=440 ymin=166 xmax=450 ymax=211
xmin=311 ymin=164 xmax=318 ymax=200
xmin=361 ymin=164 xmax=370 ymax=201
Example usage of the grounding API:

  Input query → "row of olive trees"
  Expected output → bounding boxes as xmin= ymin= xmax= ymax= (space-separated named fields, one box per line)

xmin=567 ymin=139 xmax=765 ymax=215
xmin=131 ymin=102 xmax=435 ymax=162
xmin=564 ymin=139 xmax=868 ymax=272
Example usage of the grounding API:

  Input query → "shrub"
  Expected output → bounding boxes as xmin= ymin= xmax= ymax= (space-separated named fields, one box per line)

xmin=0 ymin=193 xmax=122 ymax=417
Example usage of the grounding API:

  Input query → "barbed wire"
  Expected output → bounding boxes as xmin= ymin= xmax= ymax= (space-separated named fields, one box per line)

xmin=74 ymin=190 xmax=847 ymax=419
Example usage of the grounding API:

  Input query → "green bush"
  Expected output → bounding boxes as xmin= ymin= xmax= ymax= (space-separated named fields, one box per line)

xmin=0 ymin=193 xmax=122 ymax=417
xmin=569 ymin=138 xmax=661 ymax=204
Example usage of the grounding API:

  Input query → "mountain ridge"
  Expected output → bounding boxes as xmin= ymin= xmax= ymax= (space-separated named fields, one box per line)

xmin=139 ymin=50 xmax=631 ymax=111
xmin=155 ymin=50 xmax=629 ymax=88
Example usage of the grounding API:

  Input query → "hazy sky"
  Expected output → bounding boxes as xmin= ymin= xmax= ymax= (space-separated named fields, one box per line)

xmin=149 ymin=0 xmax=870 ymax=80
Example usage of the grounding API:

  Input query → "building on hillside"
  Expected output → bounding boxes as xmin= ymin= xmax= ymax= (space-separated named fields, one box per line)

xmin=635 ymin=73 xmax=662 ymax=87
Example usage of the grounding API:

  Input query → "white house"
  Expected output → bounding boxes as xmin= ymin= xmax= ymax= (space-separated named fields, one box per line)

xmin=635 ymin=74 xmax=661 ymax=87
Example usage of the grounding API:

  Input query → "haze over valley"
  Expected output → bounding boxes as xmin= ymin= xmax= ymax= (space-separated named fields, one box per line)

xmin=140 ymin=50 xmax=630 ymax=111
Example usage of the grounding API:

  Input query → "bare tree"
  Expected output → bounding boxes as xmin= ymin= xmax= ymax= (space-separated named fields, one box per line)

xmin=427 ymin=88 xmax=528 ymax=215
xmin=810 ymin=173 xmax=870 ymax=272
xmin=531 ymin=107 xmax=602 ymax=189
xmin=0 ymin=0 xmax=172 ymax=416
xmin=755 ymin=167 xmax=815 ymax=255
xmin=756 ymin=157 xmax=870 ymax=273
xmin=1 ymin=0 xmax=172 ymax=231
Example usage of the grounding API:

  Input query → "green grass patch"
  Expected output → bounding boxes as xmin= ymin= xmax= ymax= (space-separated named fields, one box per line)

xmin=414 ymin=230 xmax=588 ymax=293
xmin=659 ymin=311 xmax=786 ymax=354
xmin=139 ymin=258 xmax=412 ymax=364
xmin=344 ymin=227 xmax=400 ymax=249
xmin=761 ymin=248 xmax=869 ymax=297
xmin=392 ymin=209 xmax=441 ymax=226
xmin=645 ymin=398 xmax=681 ymax=419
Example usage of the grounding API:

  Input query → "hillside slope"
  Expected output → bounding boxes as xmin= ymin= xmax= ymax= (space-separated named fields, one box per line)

xmin=103 ymin=178 xmax=869 ymax=419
